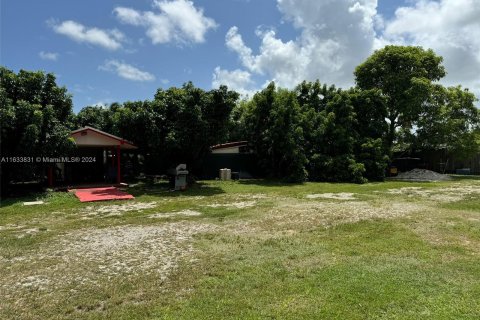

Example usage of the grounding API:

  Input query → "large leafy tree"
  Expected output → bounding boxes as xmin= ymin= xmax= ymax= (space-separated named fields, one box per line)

xmin=354 ymin=46 xmax=446 ymax=153
xmin=151 ymin=82 xmax=239 ymax=174
xmin=413 ymin=85 xmax=480 ymax=159
xmin=349 ymin=88 xmax=389 ymax=181
xmin=294 ymin=81 xmax=387 ymax=182
xmin=0 ymin=67 xmax=75 ymax=190
xmin=306 ymin=90 xmax=366 ymax=183
xmin=244 ymin=82 xmax=307 ymax=182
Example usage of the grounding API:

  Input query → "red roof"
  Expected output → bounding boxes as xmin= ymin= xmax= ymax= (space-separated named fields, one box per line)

xmin=210 ymin=141 xmax=248 ymax=150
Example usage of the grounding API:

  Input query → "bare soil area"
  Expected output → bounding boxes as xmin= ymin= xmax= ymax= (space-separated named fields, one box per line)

xmin=1 ymin=222 xmax=217 ymax=302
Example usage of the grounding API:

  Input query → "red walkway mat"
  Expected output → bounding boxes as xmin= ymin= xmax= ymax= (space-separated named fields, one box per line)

xmin=73 ymin=187 xmax=134 ymax=202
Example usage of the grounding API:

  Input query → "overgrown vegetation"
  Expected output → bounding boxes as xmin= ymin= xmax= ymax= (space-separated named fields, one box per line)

xmin=0 ymin=68 xmax=76 ymax=191
xmin=1 ymin=46 xmax=479 ymax=188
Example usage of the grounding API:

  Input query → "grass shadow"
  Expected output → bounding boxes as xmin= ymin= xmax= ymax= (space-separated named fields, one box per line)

xmin=0 ymin=192 xmax=50 ymax=208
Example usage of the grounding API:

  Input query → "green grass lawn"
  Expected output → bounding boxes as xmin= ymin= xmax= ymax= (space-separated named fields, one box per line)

xmin=1 ymin=178 xmax=479 ymax=319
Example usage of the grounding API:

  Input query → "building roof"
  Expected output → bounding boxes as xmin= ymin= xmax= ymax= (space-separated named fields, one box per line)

xmin=70 ymin=126 xmax=137 ymax=149
xmin=210 ymin=141 xmax=248 ymax=150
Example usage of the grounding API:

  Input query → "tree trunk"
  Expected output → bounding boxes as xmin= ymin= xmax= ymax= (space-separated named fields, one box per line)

xmin=387 ymin=118 xmax=396 ymax=157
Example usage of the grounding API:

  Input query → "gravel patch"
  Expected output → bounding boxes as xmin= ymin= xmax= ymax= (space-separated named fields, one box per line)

xmin=391 ymin=169 xmax=452 ymax=181
xmin=79 ymin=201 xmax=158 ymax=217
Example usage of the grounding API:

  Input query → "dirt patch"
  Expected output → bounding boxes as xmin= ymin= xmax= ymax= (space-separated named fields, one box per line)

xmin=306 ymin=193 xmax=357 ymax=200
xmin=16 ymin=275 xmax=51 ymax=289
xmin=269 ymin=200 xmax=423 ymax=229
xmin=231 ymin=193 xmax=268 ymax=200
xmin=203 ymin=201 xmax=256 ymax=209
xmin=0 ymin=224 xmax=26 ymax=232
xmin=385 ymin=184 xmax=480 ymax=202
xmin=79 ymin=201 xmax=158 ymax=217
xmin=148 ymin=210 xmax=202 ymax=218
xmin=15 ymin=227 xmax=48 ymax=238
xmin=227 ymin=198 xmax=425 ymax=236
xmin=0 ymin=224 xmax=48 ymax=238
xmin=391 ymin=169 xmax=452 ymax=181
xmin=1 ymin=222 xmax=216 ymax=295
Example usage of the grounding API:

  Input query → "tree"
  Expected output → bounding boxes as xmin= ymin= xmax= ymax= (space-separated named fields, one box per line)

xmin=244 ymin=82 xmax=307 ymax=182
xmin=202 ymin=85 xmax=239 ymax=147
xmin=413 ymin=85 xmax=480 ymax=159
xmin=74 ymin=105 xmax=115 ymax=133
xmin=227 ymin=99 xmax=249 ymax=142
xmin=0 ymin=67 xmax=75 ymax=191
xmin=294 ymin=81 xmax=382 ymax=183
xmin=74 ymin=83 xmax=240 ymax=176
xmin=349 ymin=88 xmax=389 ymax=181
xmin=307 ymin=91 xmax=366 ymax=183
xmin=354 ymin=46 xmax=446 ymax=153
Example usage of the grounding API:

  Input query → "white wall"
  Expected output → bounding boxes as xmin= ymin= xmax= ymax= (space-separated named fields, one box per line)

xmin=211 ymin=147 xmax=240 ymax=154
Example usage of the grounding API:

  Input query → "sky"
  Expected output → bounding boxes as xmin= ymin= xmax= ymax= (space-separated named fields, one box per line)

xmin=1 ymin=0 xmax=479 ymax=112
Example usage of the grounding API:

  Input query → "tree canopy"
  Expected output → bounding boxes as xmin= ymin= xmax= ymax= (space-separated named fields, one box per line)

xmin=354 ymin=45 xmax=446 ymax=152
xmin=73 ymin=82 xmax=239 ymax=175
xmin=412 ymin=85 xmax=480 ymax=159
xmin=2 ymin=45 xmax=479 ymax=190
xmin=1 ymin=67 xmax=75 ymax=188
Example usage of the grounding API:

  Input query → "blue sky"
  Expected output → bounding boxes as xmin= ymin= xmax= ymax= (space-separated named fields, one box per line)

xmin=2 ymin=0 xmax=479 ymax=112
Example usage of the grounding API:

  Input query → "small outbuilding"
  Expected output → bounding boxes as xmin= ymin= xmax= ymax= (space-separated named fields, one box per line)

xmin=50 ymin=126 xmax=138 ymax=186
xmin=204 ymin=141 xmax=258 ymax=179
xmin=211 ymin=141 xmax=249 ymax=154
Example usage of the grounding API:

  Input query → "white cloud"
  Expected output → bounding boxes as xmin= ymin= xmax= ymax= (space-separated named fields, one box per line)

xmin=99 ymin=60 xmax=155 ymax=82
xmin=52 ymin=20 xmax=125 ymax=50
xmin=223 ymin=0 xmax=379 ymax=90
xmin=225 ymin=27 xmax=258 ymax=73
xmin=219 ymin=0 xmax=479 ymax=101
xmin=212 ymin=67 xmax=255 ymax=96
xmin=381 ymin=0 xmax=480 ymax=99
xmin=39 ymin=51 xmax=59 ymax=61
xmin=114 ymin=0 xmax=217 ymax=45
xmin=92 ymin=101 xmax=110 ymax=108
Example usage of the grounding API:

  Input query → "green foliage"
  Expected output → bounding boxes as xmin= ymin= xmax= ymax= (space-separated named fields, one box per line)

xmin=74 ymin=105 xmax=115 ymax=133
xmin=4 ymin=44 xmax=478 ymax=188
xmin=236 ymin=80 xmax=384 ymax=183
xmin=349 ymin=89 xmax=389 ymax=180
xmin=147 ymin=83 xmax=239 ymax=174
xmin=73 ymin=83 xmax=239 ymax=176
xmin=355 ymin=46 xmax=446 ymax=152
xmin=354 ymin=45 xmax=479 ymax=174
xmin=294 ymin=82 xmax=374 ymax=183
xmin=244 ymin=82 xmax=307 ymax=182
xmin=413 ymin=85 xmax=480 ymax=159
xmin=357 ymin=138 xmax=388 ymax=181
xmin=227 ymin=99 xmax=249 ymax=142
xmin=0 ymin=67 xmax=75 ymax=188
